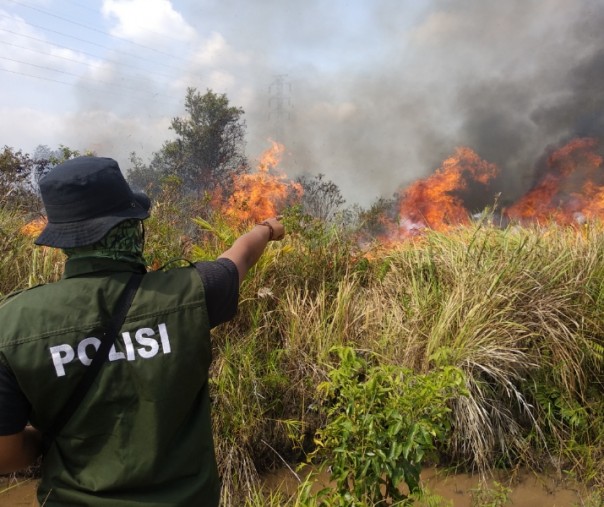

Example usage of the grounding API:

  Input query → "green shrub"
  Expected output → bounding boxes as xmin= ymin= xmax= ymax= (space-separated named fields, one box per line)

xmin=308 ymin=347 xmax=467 ymax=505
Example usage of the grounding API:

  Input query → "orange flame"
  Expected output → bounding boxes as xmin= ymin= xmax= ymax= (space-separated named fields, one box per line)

xmin=368 ymin=137 xmax=604 ymax=247
xmin=395 ymin=146 xmax=499 ymax=236
xmin=20 ymin=217 xmax=47 ymax=237
xmin=505 ymin=137 xmax=603 ymax=225
xmin=221 ymin=140 xmax=303 ymax=224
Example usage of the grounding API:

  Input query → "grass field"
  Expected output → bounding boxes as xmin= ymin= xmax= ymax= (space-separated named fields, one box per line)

xmin=3 ymin=202 xmax=604 ymax=506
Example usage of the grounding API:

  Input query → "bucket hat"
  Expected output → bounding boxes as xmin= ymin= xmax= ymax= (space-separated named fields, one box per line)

xmin=35 ymin=156 xmax=151 ymax=248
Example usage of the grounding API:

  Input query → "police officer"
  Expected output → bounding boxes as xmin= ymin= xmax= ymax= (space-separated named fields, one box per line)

xmin=0 ymin=156 xmax=284 ymax=506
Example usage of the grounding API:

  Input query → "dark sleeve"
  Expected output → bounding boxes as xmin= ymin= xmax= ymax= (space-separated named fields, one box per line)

xmin=194 ymin=258 xmax=240 ymax=328
xmin=0 ymin=363 xmax=30 ymax=435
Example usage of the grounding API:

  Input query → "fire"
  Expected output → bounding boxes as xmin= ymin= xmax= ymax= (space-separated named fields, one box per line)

xmin=368 ymin=137 xmax=604 ymax=245
xmin=368 ymin=138 xmax=604 ymax=243
xmin=20 ymin=217 xmax=47 ymax=237
xmin=364 ymin=138 xmax=604 ymax=247
xmin=395 ymin=147 xmax=499 ymax=235
xmin=505 ymin=138 xmax=603 ymax=225
xmin=221 ymin=140 xmax=303 ymax=224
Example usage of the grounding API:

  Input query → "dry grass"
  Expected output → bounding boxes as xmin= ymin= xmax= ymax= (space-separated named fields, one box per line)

xmin=210 ymin=218 xmax=604 ymax=503
xmin=3 ymin=202 xmax=604 ymax=505
xmin=0 ymin=206 xmax=64 ymax=295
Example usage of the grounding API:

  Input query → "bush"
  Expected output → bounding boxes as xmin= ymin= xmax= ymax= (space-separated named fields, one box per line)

xmin=308 ymin=347 xmax=467 ymax=506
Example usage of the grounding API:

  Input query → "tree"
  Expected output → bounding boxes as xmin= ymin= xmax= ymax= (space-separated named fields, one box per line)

xmin=297 ymin=173 xmax=345 ymax=222
xmin=152 ymin=87 xmax=249 ymax=197
xmin=0 ymin=145 xmax=85 ymax=211
xmin=0 ymin=146 xmax=39 ymax=209
xmin=126 ymin=152 xmax=161 ymax=196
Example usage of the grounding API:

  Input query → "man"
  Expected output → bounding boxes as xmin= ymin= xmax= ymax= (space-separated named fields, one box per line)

xmin=0 ymin=156 xmax=284 ymax=506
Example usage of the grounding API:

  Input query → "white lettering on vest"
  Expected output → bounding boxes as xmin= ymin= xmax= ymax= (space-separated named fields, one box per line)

xmin=158 ymin=323 xmax=171 ymax=353
xmin=108 ymin=343 xmax=125 ymax=362
xmin=49 ymin=344 xmax=75 ymax=377
xmin=122 ymin=332 xmax=136 ymax=361
xmin=78 ymin=337 xmax=101 ymax=365
xmin=48 ymin=323 xmax=172 ymax=377
xmin=135 ymin=328 xmax=159 ymax=358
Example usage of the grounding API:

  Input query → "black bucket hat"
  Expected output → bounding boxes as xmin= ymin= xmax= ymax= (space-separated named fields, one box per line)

xmin=35 ymin=156 xmax=151 ymax=248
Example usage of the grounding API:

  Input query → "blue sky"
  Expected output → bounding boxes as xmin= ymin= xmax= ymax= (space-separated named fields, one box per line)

xmin=1 ymin=0 xmax=602 ymax=207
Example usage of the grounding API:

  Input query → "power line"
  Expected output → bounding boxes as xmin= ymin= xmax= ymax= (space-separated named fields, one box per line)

xmin=60 ymin=0 xmax=98 ymax=13
xmin=7 ymin=0 xmax=191 ymax=63
xmin=0 ymin=54 xmax=181 ymax=100
xmin=1 ymin=66 xmax=183 ymax=111
xmin=1 ymin=39 xmax=105 ymax=70
xmin=61 ymin=0 xmax=190 ymax=46
xmin=0 ymin=35 xmax=177 ymax=82
xmin=0 ymin=14 xmax=188 ymax=74
xmin=0 ymin=55 xmax=79 ymax=78
xmin=1 ymin=66 xmax=75 ymax=87
xmin=0 ymin=66 xmax=183 ymax=111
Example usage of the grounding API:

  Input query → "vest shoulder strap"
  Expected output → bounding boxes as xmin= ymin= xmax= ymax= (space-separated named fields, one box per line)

xmin=47 ymin=272 xmax=144 ymax=439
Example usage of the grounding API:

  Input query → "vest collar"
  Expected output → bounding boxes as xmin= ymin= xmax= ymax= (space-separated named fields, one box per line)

xmin=63 ymin=257 xmax=147 ymax=279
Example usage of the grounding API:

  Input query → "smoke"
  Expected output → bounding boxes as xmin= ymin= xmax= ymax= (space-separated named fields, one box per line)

xmin=245 ymin=0 xmax=603 ymax=208
xmin=532 ymin=47 xmax=604 ymax=140
xmin=59 ymin=0 xmax=604 ymax=208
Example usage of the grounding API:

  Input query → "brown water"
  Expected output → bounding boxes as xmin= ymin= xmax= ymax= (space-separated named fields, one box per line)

xmin=263 ymin=466 xmax=585 ymax=506
xmin=0 ymin=468 xmax=586 ymax=506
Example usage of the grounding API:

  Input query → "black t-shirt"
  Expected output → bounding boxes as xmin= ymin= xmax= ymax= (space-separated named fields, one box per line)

xmin=0 ymin=258 xmax=239 ymax=435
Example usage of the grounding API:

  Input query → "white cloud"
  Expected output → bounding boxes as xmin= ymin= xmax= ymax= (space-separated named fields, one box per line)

xmin=0 ymin=10 xmax=100 ymax=76
xmin=206 ymin=70 xmax=236 ymax=91
xmin=102 ymin=0 xmax=197 ymax=44
xmin=170 ymin=32 xmax=254 ymax=96
xmin=193 ymin=32 xmax=228 ymax=66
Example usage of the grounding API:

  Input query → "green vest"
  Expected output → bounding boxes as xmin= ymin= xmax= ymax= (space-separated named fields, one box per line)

xmin=0 ymin=258 xmax=220 ymax=506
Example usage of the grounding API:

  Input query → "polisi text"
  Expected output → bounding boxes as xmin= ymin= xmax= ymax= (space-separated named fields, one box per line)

xmin=49 ymin=323 xmax=171 ymax=377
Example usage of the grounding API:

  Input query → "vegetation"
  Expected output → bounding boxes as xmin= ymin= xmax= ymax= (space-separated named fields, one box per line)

xmin=309 ymin=347 xmax=466 ymax=505
xmin=1 ymin=88 xmax=603 ymax=505
xmin=296 ymin=173 xmax=346 ymax=222
xmin=4 ymin=194 xmax=604 ymax=505
xmin=0 ymin=146 xmax=41 ymax=210
xmin=128 ymin=87 xmax=248 ymax=201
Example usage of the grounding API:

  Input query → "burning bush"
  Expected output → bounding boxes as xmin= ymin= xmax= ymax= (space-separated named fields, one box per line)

xmin=218 ymin=140 xmax=303 ymax=226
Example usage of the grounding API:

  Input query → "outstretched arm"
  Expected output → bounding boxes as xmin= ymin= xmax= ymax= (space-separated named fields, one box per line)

xmin=219 ymin=217 xmax=285 ymax=285
xmin=0 ymin=426 xmax=42 ymax=474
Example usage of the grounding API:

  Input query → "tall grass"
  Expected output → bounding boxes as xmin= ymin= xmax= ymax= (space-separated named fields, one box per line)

xmin=208 ymin=216 xmax=604 ymax=503
xmin=0 ymin=206 xmax=64 ymax=295
xmin=3 ymin=202 xmax=604 ymax=504
xmin=359 ymin=223 xmax=603 ymax=473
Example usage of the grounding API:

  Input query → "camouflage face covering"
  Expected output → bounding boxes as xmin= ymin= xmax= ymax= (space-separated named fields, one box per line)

xmin=63 ymin=219 xmax=145 ymax=265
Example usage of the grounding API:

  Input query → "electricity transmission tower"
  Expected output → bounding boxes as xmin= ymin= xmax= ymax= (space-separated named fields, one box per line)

xmin=268 ymin=75 xmax=292 ymax=143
